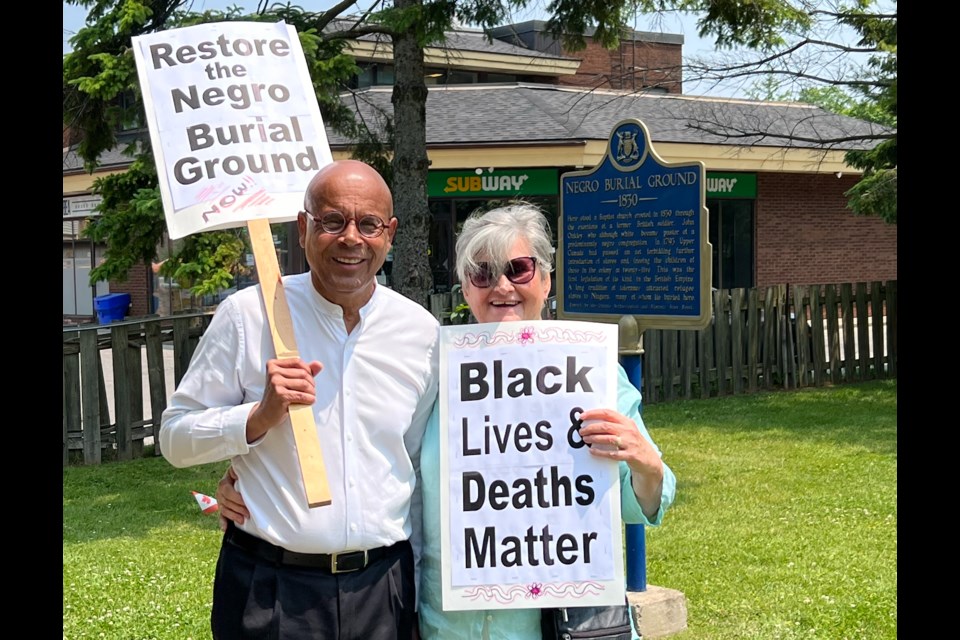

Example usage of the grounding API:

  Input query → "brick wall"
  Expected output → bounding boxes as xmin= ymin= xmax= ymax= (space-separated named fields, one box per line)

xmin=756 ymin=173 xmax=898 ymax=286
xmin=560 ymin=39 xmax=682 ymax=93
xmin=109 ymin=262 xmax=153 ymax=318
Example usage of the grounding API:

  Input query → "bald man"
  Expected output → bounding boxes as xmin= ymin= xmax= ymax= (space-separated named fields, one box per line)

xmin=161 ymin=160 xmax=440 ymax=639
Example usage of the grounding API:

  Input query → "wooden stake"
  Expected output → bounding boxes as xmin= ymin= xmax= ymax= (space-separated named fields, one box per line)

xmin=247 ymin=218 xmax=332 ymax=508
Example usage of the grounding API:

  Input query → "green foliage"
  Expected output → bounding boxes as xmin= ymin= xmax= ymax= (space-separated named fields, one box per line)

xmin=163 ymin=229 xmax=250 ymax=296
xmin=737 ymin=2 xmax=897 ymax=224
xmin=688 ymin=0 xmax=811 ymax=50
xmin=83 ymin=153 xmax=166 ymax=283
xmin=63 ymin=380 xmax=897 ymax=640
xmin=63 ymin=1 xmax=389 ymax=293
xmin=843 ymin=166 xmax=897 ymax=223
xmin=447 ymin=284 xmax=472 ymax=324
xmin=838 ymin=3 xmax=897 ymax=223
xmin=531 ymin=0 xmax=810 ymax=52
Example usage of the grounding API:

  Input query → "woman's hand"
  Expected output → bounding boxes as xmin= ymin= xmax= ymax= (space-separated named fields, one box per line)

xmin=216 ymin=465 xmax=250 ymax=532
xmin=577 ymin=407 xmax=664 ymax=519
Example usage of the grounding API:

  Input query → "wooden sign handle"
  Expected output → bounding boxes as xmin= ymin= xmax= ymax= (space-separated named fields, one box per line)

xmin=247 ymin=218 xmax=332 ymax=508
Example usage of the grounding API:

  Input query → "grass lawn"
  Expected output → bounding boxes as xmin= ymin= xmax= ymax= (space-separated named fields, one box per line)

xmin=63 ymin=379 xmax=896 ymax=640
xmin=642 ymin=379 xmax=897 ymax=640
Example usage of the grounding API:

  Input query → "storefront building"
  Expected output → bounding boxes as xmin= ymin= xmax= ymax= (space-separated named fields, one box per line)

xmin=63 ymin=21 xmax=895 ymax=322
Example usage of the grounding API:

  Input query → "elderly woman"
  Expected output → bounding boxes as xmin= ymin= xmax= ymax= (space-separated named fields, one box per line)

xmin=216 ymin=202 xmax=676 ymax=640
xmin=417 ymin=202 xmax=675 ymax=640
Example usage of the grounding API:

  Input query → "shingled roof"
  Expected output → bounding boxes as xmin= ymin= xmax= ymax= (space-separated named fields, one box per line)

xmin=63 ymin=82 xmax=887 ymax=174
xmin=329 ymin=82 xmax=887 ymax=152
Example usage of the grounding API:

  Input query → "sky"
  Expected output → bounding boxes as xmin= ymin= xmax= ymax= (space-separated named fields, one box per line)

xmin=62 ymin=1 xmax=864 ymax=100
xmin=62 ymin=1 xmax=721 ymax=60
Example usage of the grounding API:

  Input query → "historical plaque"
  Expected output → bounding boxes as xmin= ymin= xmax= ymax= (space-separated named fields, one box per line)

xmin=558 ymin=119 xmax=711 ymax=330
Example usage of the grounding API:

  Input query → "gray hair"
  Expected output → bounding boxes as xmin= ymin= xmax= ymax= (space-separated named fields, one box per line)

xmin=455 ymin=202 xmax=555 ymax=285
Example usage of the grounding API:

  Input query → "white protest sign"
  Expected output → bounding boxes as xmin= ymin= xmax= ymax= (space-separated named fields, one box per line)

xmin=132 ymin=21 xmax=334 ymax=507
xmin=439 ymin=320 xmax=625 ymax=611
xmin=132 ymin=21 xmax=332 ymax=239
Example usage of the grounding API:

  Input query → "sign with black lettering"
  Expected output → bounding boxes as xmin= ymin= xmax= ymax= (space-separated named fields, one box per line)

xmin=558 ymin=118 xmax=712 ymax=329
xmin=132 ymin=21 xmax=332 ymax=238
xmin=439 ymin=320 xmax=624 ymax=611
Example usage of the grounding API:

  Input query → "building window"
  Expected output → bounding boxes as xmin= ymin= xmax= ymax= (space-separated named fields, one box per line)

xmin=354 ymin=64 xmax=396 ymax=88
xmin=63 ymin=219 xmax=109 ymax=318
xmin=119 ymin=90 xmax=142 ymax=131
xmin=708 ymin=199 xmax=755 ymax=290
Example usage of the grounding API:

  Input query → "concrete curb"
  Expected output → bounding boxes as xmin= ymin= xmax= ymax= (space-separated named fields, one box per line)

xmin=628 ymin=584 xmax=688 ymax=638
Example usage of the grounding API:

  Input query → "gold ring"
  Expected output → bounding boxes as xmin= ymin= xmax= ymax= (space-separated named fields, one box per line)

xmin=615 ymin=436 xmax=623 ymax=450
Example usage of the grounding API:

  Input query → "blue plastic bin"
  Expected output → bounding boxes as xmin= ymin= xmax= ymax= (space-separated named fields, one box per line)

xmin=94 ymin=293 xmax=131 ymax=324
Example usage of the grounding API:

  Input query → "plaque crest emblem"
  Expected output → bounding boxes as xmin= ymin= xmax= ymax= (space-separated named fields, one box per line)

xmin=616 ymin=130 xmax=640 ymax=163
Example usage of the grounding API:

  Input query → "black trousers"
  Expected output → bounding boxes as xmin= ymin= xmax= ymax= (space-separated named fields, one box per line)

xmin=211 ymin=525 xmax=416 ymax=640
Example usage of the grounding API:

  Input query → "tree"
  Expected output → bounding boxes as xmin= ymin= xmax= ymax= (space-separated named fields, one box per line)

xmin=63 ymin=0 xmax=381 ymax=297
xmin=681 ymin=0 xmax=897 ymax=222
xmin=68 ymin=0 xmax=888 ymax=307
xmin=65 ymin=0 xmax=663 ymax=306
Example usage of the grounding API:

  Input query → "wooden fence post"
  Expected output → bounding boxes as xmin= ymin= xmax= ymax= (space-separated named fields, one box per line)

xmin=870 ymin=281 xmax=885 ymax=380
xmin=79 ymin=329 xmax=101 ymax=465
xmin=840 ymin=283 xmax=855 ymax=382
xmin=886 ymin=281 xmax=897 ymax=377
xmin=855 ymin=282 xmax=870 ymax=381
xmin=145 ymin=321 xmax=167 ymax=456
xmin=825 ymin=285 xmax=841 ymax=384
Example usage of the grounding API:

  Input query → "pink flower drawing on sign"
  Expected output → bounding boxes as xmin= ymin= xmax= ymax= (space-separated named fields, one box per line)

xmin=519 ymin=326 xmax=536 ymax=344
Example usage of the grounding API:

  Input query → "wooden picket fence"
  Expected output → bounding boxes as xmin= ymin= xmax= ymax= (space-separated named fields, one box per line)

xmin=635 ymin=280 xmax=895 ymax=404
xmin=62 ymin=312 xmax=213 ymax=466
xmin=62 ymin=280 xmax=896 ymax=465
xmin=430 ymin=280 xmax=898 ymax=405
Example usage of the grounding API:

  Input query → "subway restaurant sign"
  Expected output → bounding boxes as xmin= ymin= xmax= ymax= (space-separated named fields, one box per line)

xmin=428 ymin=169 xmax=558 ymax=197
xmin=705 ymin=172 xmax=756 ymax=198
xmin=427 ymin=168 xmax=754 ymax=199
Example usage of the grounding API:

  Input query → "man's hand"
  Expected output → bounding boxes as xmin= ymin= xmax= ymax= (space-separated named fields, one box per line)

xmin=246 ymin=357 xmax=323 ymax=443
xmin=216 ymin=465 xmax=249 ymax=532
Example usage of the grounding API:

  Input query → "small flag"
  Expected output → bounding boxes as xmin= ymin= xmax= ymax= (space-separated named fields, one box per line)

xmin=192 ymin=491 xmax=219 ymax=514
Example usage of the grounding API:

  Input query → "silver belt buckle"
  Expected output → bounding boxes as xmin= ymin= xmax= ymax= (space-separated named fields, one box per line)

xmin=331 ymin=550 xmax=367 ymax=574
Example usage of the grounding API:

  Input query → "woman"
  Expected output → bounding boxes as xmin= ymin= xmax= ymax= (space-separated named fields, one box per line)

xmin=217 ymin=202 xmax=676 ymax=640
xmin=418 ymin=202 xmax=675 ymax=640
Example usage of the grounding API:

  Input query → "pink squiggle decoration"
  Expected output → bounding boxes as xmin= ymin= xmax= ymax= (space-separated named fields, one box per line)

xmin=452 ymin=331 xmax=519 ymax=349
xmin=531 ymin=327 xmax=609 ymax=345
xmin=452 ymin=326 xmax=608 ymax=349
xmin=461 ymin=581 xmax=607 ymax=604
xmin=463 ymin=584 xmax=531 ymax=604
xmin=539 ymin=581 xmax=606 ymax=600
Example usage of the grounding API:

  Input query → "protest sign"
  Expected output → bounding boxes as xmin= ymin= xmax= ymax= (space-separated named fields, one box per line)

xmin=439 ymin=320 xmax=625 ymax=610
xmin=132 ymin=20 xmax=332 ymax=238
xmin=133 ymin=21 xmax=333 ymax=507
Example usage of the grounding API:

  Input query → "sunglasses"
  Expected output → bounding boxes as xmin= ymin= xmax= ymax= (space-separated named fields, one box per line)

xmin=305 ymin=209 xmax=388 ymax=238
xmin=468 ymin=256 xmax=538 ymax=288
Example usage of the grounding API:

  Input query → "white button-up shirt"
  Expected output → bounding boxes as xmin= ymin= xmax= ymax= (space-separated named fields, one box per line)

xmin=160 ymin=273 xmax=440 ymax=555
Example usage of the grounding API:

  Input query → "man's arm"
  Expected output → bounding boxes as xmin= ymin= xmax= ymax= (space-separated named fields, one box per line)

xmin=159 ymin=298 xmax=257 ymax=468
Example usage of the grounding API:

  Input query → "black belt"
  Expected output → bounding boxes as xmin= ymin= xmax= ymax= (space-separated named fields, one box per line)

xmin=225 ymin=523 xmax=400 ymax=574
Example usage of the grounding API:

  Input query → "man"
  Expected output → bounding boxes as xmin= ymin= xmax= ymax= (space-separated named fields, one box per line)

xmin=160 ymin=160 xmax=440 ymax=639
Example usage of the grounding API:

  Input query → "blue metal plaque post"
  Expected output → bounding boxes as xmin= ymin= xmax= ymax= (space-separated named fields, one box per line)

xmin=619 ymin=351 xmax=647 ymax=592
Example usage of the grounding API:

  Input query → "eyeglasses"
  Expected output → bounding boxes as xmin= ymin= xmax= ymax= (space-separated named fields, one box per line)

xmin=468 ymin=256 xmax=538 ymax=288
xmin=305 ymin=209 xmax=388 ymax=238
